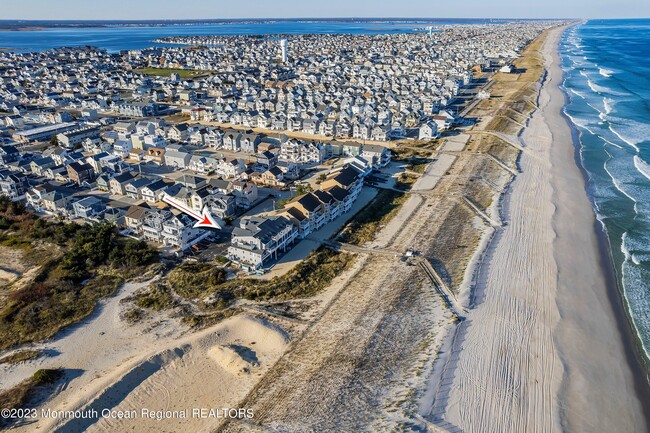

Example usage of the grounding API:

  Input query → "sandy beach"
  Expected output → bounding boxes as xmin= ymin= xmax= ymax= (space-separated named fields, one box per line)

xmin=431 ymin=25 xmax=649 ymax=433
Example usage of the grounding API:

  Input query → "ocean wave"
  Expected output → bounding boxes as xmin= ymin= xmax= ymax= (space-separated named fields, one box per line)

xmin=622 ymin=232 xmax=642 ymax=266
xmin=565 ymin=20 xmax=650 ymax=364
xmin=576 ymin=69 xmax=627 ymax=97
xmin=599 ymin=111 xmax=607 ymax=123
xmin=569 ymin=88 xmax=586 ymax=99
xmin=633 ymin=155 xmax=650 ymax=182
xmin=563 ymin=93 xmax=625 ymax=150
xmin=603 ymin=97 xmax=615 ymax=114
xmin=601 ymin=149 xmax=650 ymax=220
xmin=606 ymin=115 xmax=650 ymax=151
xmin=621 ymin=257 xmax=650 ymax=361
xmin=599 ymin=67 xmax=615 ymax=78
xmin=603 ymin=156 xmax=639 ymax=206
xmin=601 ymin=135 xmax=623 ymax=149
xmin=608 ymin=124 xmax=641 ymax=152
xmin=585 ymin=101 xmax=604 ymax=116
xmin=569 ymin=56 xmax=585 ymax=66
xmin=586 ymin=78 xmax=626 ymax=96
xmin=563 ymin=109 xmax=599 ymax=137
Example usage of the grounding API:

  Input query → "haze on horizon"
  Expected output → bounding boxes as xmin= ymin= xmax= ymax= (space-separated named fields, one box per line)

xmin=3 ymin=0 xmax=650 ymax=21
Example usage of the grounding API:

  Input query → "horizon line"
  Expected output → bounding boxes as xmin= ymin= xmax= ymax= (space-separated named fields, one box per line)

xmin=1 ymin=17 xmax=594 ymax=23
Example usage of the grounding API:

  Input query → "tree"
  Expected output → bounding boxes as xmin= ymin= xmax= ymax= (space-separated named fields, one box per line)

xmin=50 ymin=135 xmax=59 ymax=146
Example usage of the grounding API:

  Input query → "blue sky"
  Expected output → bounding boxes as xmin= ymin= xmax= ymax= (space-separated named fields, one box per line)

xmin=4 ymin=0 xmax=649 ymax=20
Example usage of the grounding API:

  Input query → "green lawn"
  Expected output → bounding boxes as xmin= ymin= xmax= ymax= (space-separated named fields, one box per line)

xmin=134 ymin=68 xmax=209 ymax=78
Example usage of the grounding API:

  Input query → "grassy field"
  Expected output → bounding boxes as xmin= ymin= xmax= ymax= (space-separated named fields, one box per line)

xmin=134 ymin=67 xmax=209 ymax=78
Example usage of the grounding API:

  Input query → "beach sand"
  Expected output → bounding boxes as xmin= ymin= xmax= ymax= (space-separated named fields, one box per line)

xmin=433 ymin=25 xmax=649 ymax=433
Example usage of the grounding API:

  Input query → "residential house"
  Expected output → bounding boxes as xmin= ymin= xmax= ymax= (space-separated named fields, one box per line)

xmin=73 ymin=196 xmax=105 ymax=219
xmin=223 ymin=130 xmax=242 ymax=151
xmin=30 ymin=157 xmax=56 ymax=176
xmin=145 ymin=147 xmax=166 ymax=164
xmin=109 ymin=172 xmax=136 ymax=196
xmin=0 ymin=171 xmax=29 ymax=200
xmin=160 ymin=211 xmax=208 ymax=250
xmin=230 ymin=180 xmax=258 ymax=209
xmin=216 ymin=158 xmax=245 ymax=179
xmin=176 ymin=174 xmax=207 ymax=190
xmin=96 ymin=174 xmax=111 ymax=192
xmin=256 ymin=150 xmax=278 ymax=170
xmin=418 ymin=122 xmax=438 ymax=140
xmin=254 ymin=166 xmax=284 ymax=187
xmin=360 ymin=144 xmax=391 ymax=168
xmin=321 ymin=166 xmax=363 ymax=204
xmin=124 ymin=177 xmax=152 ymax=200
xmin=41 ymin=190 xmax=73 ymax=215
xmin=228 ymin=216 xmax=298 ymax=269
xmin=140 ymin=179 xmax=170 ymax=203
xmin=124 ymin=202 xmax=151 ymax=235
xmin=168 ymin=124 xmax=189 ymax=142
xmin=0 ymin=145 xmax=20 ymax=167
xmin=164 ymin=144 xmax=191 ymax=168
xmin=281 ymin=192 xmax=327 ymax=237
xmin=240 ymin=132 xmax=261 ymax=153
xmin=66 ymin=161 xmax=95 ymax=185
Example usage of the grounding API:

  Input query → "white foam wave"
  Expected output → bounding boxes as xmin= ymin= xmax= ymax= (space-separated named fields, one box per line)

xmin=602 ymin=136 xmax=623 ymax=150
xmin=563 ymin=110 xmax=598 ymax=137
xmin=599 ymin=67 xmax=615 ymax=78
xmin=577 ymin=70 xmax=626 ymax=96
xmin=599 ymin=111 xmax=607 ymax=123
xmin=603 ymin=97 xmax=615 ymax=115
xmin=608 ymin=124 xmax=641 ymax=152
xmin=621 ymin=233 xmax=642 ymax=266
xmin=569 ymin=56 xmax=585 ymax=66
xmin=603 ymin=157 xmax=638 ymax=205
xmin=569 ymin=88 xmax=585 ymax=99
xmin=633 ymin=155 xmax=650 ymax=182
xmin=621 ymin=257 xmax=650 ymax=360
xmin=586 ymin=78 xmax=624 ymax=96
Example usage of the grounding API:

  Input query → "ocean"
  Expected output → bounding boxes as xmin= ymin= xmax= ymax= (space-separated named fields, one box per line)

xmin=560 ymin=19 xmax=650 ymax=366
xmin=0 ymin=19 xmax=499 ymax=53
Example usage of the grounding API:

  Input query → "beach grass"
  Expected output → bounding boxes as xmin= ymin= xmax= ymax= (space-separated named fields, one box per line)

xmin=132 ymin=248 xmax=355 ymax=324
xmin=0 ymin=350 xmax=40 ymax=365
xmin=0 ymin=369 xmax=62 ymax=428
xmin=337 ymin=189 xmax=409 ymax=245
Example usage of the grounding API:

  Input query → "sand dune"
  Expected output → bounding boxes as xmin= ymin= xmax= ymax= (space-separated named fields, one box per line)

xmin=47 ymin=315 xmax=289 ymax=433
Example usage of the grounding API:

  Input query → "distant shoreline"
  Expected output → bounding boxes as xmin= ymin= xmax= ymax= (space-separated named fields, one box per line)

xmin=0 ymin=27 xmax=47 ymax=32
xmin=0 ymin=17 xmax=544 ymax=31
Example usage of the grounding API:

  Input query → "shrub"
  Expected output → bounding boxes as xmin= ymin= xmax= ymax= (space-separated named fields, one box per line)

xmin=33 ymin=369 xmax=62 ymax=385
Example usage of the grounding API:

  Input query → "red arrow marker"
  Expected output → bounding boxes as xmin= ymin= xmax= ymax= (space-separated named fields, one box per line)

xmin=162 ymin=194 xmax=222 ymax=230
xmin=194 ymin=206 xmax=222 ymax=229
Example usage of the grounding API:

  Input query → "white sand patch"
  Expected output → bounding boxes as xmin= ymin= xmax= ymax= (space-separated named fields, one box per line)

xmin=41 ymin=315 xmax=289 ymax=433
